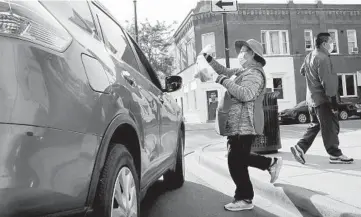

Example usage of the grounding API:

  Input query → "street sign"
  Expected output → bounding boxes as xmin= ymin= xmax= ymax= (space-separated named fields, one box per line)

xmin=211 ymin=0 xmax=238 ymax=13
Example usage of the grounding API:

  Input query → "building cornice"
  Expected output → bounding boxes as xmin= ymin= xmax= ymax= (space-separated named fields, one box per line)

xmin=174 ymin=4 xmax=361 ymax=43
xmin=173 ymin=10 xmax=194 ymax=42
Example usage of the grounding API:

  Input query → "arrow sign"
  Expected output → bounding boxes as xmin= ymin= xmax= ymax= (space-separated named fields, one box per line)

xmin=211 ymin=0 xmax=238 ymax=13
xmin=216 ymin=1 xmax=234 ymax=9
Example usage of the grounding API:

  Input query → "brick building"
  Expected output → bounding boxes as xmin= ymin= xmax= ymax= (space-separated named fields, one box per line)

xmin=170 ymin=0 xmax=361 ymax=123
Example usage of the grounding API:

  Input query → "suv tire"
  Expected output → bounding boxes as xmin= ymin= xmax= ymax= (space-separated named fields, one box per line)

xmin=93 ymin=144 xmax=140 ymax=217
xmin=163 ymin=132 xmax=185 ymax=189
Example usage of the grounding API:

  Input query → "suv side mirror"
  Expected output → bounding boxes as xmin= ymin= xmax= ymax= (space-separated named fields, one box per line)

xmin=164 ymin=76 xmax=182 ymax=93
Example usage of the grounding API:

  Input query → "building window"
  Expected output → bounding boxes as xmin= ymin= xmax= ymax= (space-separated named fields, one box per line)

xmin=261 ymin=30 xmax=290 ymax=55
xmin=175 ymin=47 xmax=181 ymax=72
xmin=201 ymin=32 xmax=216 ymax=58
xmin=193 ymin=90 xmax=197 ymax=110
xmin=328 ymin=29 xmax=339 ymax=54
xmin=184 ymin=92 xmax=189 ymax=110
xmin=304 ymin=30 xmax=314 ymax=51
xmin=186 ymin=39 xmax=196 ymax=65
xmin=338 ymin=73 xmax=358 ymax=97
xmin=273 ymin=78 xmax=284 ymax=99
xmin=181 ymin=43 xmax=187 ymax=70
xmin=347 ymin=30 xmax=358 ymax=54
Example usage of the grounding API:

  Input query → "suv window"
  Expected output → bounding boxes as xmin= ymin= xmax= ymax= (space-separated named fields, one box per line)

xmin=92 ymin=6 xmax=142 ymax=74
xmin=40 ymin=0 xmax=99 ymax=38
xmin=126 ymin=34 xmax=163 ymax=90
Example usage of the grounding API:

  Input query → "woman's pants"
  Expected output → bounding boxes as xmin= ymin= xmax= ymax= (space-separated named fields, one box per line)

xmin=227 ymin=135 xmax=272 ymax=200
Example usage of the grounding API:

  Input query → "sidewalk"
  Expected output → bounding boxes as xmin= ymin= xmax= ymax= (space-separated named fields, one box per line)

xmin=190 ymin=130 xmax=361 ymax=217
xmin=185 ymin=122 xmax=215 ymax=131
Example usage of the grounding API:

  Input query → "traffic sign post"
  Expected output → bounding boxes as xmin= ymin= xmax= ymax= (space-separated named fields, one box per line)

xmin=211 ymin=0 xmax=238 ymax=68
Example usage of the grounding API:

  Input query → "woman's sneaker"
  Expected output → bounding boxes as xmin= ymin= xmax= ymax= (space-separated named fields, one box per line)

xmin=290 ymin=145 xmax=306 ymax=164
xmin=329 ymin=155 xmax=354 ymax=164
xmin=224 ymin=200 xmax=254 ymax=211
xmin=268 ymin=157 xmax=283 ymax=183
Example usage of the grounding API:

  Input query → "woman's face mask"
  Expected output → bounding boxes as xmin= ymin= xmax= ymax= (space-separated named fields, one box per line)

xmin=238 ymin=46 xmax=252 ymax=68
xmin=324 ymin=41 xmax=334 ymax=53
xmin=238 ymin=52 xmax=247 ymax=67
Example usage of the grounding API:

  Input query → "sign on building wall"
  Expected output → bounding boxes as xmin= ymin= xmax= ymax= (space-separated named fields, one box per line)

xmin=206 ymin=90 xmax=219 ymax=121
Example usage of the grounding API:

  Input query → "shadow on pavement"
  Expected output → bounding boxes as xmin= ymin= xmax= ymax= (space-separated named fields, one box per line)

xmin=274 ymin=183 xmax=361 ymax=217
xmin=274 ymin=183 xmax=325 ymax=217
xmin=141 ymin=180 xmax=280 ymax=217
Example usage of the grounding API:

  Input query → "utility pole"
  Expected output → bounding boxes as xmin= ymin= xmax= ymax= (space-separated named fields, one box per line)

xmin=222 ymin=13 xmax=230 ymax=68
xmin=211 ymin=0 xmax=237 ymax=69
xmin=133 ymin=0 xmax=139 ymax=43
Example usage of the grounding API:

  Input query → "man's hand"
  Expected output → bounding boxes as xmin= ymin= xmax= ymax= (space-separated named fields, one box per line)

xmin=330 ymin=96 xmax=339 ymax=114
xmin=200 ymin=44 xmax=214 ymax=56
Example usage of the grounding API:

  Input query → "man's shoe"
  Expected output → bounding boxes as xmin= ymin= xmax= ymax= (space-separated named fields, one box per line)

xmin=268 ymin=157 xmax=283 ymax=184
xmin=290 ymin=145 xmax=306 ymax=164
xmin=224 ymin=200 xmax=254 ymax=211
xmin=329 ymin=155 xmax=354 ymax=164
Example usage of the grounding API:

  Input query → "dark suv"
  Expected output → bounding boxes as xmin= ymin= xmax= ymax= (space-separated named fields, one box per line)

xmin=0 ymin=1 xmax=185 ymax=216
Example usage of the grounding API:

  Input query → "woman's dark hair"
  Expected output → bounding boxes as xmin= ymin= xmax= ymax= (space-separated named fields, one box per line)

xmin=254 ymin=53 xmax=266 ymax=66
xmin=316 ymin=32 xmax=331 ymax=49
xmin=243 ymin=45 xmax=266 ymax=66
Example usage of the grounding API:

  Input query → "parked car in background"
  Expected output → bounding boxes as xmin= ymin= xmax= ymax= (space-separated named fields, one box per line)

xmin=355 ymin=102 xmax=361 ymax=116
xmin=279 ymin=100 xmax=360 ymax=124
xmin=0 ymin=1 xmax=184 ymax=216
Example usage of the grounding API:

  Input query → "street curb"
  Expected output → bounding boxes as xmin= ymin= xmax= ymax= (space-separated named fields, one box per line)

xmin=192 ymin=144 xmax=361 ymax=217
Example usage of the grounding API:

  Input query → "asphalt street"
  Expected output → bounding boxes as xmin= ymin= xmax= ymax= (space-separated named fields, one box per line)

xmin=141 ymin=173 xmax=287 ymax=217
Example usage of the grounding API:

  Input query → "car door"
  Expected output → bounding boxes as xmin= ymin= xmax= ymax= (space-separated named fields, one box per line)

xmin=126 ymin=36 xmax=179 ymax=166
xmin=89 ymin=4 xmax=164 ymax=188
xmin=159 ymin=92 xmax=180 ymax=162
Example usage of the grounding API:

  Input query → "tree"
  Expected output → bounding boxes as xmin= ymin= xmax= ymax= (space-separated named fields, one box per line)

xmin=124 ymin=19 xmax=177 ymax=79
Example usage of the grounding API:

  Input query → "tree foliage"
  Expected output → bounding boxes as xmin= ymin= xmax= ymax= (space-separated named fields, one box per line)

xmin=124 ymin=19 xmax=177 ymax=78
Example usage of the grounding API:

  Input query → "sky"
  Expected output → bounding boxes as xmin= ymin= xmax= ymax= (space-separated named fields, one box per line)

xmin=100 ymin=0 xmax=361 ymax=28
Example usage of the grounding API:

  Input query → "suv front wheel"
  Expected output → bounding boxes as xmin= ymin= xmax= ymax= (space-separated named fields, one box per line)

xmin=93 ymin=144 xmax=140 ymax=217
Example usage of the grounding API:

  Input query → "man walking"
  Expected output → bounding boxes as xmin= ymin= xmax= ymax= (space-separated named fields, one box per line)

xmin=291 ymin=32 xmax=354 ymax=164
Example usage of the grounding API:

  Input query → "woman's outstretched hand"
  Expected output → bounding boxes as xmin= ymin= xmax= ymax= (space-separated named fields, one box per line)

xmin=200 ymin=44 xmax=214 ymax=56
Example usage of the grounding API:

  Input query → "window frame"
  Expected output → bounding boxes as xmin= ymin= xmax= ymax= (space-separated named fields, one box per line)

xmin=347 ymin=29 xmax=358 ymax=54
xmin=126 ymin=33 xmax=164 ymax=90
xmin=261 ymin=30 xmax=290 ymax=56
xmin=338 ymin=73 xmax=358 ymax=98
xmin=272 ymin=77 xmax=284 ymax=99
xmin=91 ymin=4 xmax=140 ymax=72
xmin=328 ymin=29 xmax=340 ymax=55
xmin=186 ymin=39 xmax=196 ymax=66
xmin=90 ymin=1 xmax=163 ymax=91
xmin=304 ymin=29 xmax=314 ymax=51
xmin=193 ymin=90 xmax=197 ymax=110
xmin=201 ymin=32 xmax=216 ymax=58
